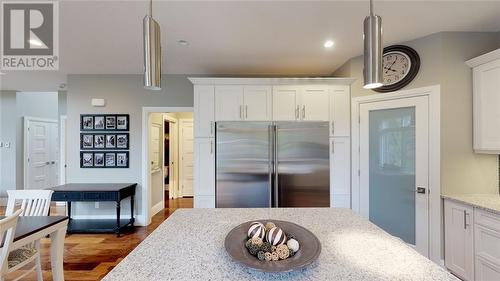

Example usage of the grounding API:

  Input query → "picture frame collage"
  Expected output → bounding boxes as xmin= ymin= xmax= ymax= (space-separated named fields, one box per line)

xmin=80 ymin=114 xmax=130 ymax=168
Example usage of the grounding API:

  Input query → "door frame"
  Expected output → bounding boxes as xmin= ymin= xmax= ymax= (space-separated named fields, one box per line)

xmin=23 ymin=116 xmax=58 ymax=189
xmin=59 ymin=115 xmax=67 ymax=185
xmin=351 ymin=85 xmax=441 ymax=263
xmin=164 ymin=114 xmax=178 ymax=199
xmin=142 ymin=107 xmax=193 ymax=226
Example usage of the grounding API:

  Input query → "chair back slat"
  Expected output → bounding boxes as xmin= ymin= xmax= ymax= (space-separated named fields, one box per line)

xmin=0 ymin=209 xmax=22 ymax=274
xmin=6 ymin=190 xmax=54 ymax=217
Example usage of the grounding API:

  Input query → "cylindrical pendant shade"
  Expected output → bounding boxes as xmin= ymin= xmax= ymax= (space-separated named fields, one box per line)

xmin=363 ymin=14 xmax=383 ymax=89
xmin=143 ymin=15 xmax=161 ymax=90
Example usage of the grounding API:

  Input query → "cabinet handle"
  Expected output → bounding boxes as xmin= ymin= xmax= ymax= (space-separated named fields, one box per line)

xmin=210 ymin=141 xmax=213 ymax=155
xmin=240 ymin=105 xmax=243 ymax=120
xmin=210 ymin=121 xmax=214 ymax=135
xmin=295 ymin=105 xmax=299 ymax=119
xmin=245 ymin=105 xmax=248 ymax=119
xmin=463 ymin=210 xmax=467 ymax=229
xmin=331 ymin=121 xmax=335 ymax=135
xmin=331 ymin=140 xmax=334 ymax=154
xmin=302 ymin=105 xmax=306 ymax=119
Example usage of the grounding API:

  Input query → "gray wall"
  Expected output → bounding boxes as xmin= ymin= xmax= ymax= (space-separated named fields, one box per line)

xmin=0 ymin=91 xmax=17 ymax=195
xmin=65 ymin=74 xmax=193 ymax=222
xmin=334 ymin=32 xmax=499 ymax=195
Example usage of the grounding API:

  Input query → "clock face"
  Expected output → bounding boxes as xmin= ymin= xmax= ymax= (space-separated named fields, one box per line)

xmin=382 ymin=51 xmax=412 ymax=86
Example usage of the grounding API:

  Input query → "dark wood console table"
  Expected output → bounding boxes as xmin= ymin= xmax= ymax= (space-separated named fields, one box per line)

xmin=49 ymin=183 xmax=136 ymax=236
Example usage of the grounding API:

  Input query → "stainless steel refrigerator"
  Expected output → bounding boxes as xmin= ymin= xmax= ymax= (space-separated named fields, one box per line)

xmin=216 ymin=122 xmax=330 ymax=208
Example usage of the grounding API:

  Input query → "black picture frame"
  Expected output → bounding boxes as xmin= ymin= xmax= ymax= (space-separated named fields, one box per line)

xmin=80 ymin=151 xmax=129 ymax=168
xmin=80 ymin=133 xmax=129 ymax=150
xmin=80 ymin=114 xmax=129 ymax=131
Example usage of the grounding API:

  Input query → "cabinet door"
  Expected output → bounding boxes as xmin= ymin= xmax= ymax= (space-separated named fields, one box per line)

xmin=444 ymin=200 xmax=474 ymax=281
xmin=194 ymin=85 xmax=215 ymax=138
xmin=243 ymin=86 xmax=272 ymax=121
xmin=215 ymin=86 xmax=244 ymax=121
xmin=273 ymin=86 xmax=299 ymax=121
xmin=330 ymin=137 xmax=350 ymax=208
xmin=300 ymin=86 xmax=329 ymax=121
xmin=473 ymin=59 xmax=500 ymax=153
xmin=330 ymin=86 xmax=351 ymax=137
xmin=474 ymin=208 xmax=500 ymax=281
xmin=194 ymin=139 xmax=215 ymax=198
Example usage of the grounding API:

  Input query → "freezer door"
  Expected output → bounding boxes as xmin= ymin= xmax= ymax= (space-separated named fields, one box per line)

xmin=216 ymin=122 xmax=272 ymax=208
xmin=275 ymin=122 xmax=330 ymax=207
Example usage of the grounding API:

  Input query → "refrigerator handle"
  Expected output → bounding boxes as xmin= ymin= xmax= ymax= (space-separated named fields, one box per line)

xmin=268 ymin=125 xmax=273 ymax=208
xmin=273 ymin=125 xmax=279 ymax=207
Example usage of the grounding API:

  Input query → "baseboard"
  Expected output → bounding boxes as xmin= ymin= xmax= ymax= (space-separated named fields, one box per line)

xmin=151 ymin=201 xmax=163 ymax=216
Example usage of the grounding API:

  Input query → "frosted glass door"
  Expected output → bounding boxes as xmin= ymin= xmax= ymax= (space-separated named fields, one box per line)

xmin=359 ymin=96 xmax=429 ymax=257
xmin=369 ymin=107 xmax=416 ymax=244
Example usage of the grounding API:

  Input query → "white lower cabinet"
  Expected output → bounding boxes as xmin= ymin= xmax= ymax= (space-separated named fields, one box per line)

xmin=444 ymin=199 xmax=500 ymax=281
xmin=194 ymin=138 xmax=215 ymax=208
xmin=330 ymin=137 xmax=350 ymax=208
xmin=444 ymin=200 xmax=474 ymax=280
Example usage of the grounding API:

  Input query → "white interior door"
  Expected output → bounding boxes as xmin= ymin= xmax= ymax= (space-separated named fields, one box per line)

xmin=24 ymin=117 xmax=58 ymax=189
xmin=180 ymin=120 xmax=194 ymax=197
xmin=359 ymin=96 xmax=429 ymax=257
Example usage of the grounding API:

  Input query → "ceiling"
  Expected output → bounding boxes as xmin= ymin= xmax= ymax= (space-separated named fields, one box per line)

xmin=5 ymin=0 xmax=500 ymax=80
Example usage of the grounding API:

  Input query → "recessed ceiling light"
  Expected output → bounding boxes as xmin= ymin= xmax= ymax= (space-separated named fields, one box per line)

xmin=177 ymin=40 xmax=189 ymax=46
xmin=0 ymin=72 xmax=5 ymax=75
xmin=28 ymin=39 xmax=43 ymax=47
xmin=324 ymin=40 xmax=334 ymax=48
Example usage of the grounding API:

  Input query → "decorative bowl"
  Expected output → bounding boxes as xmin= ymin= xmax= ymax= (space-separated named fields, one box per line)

xmin=224 ymin=220 xmax=321 ymax=273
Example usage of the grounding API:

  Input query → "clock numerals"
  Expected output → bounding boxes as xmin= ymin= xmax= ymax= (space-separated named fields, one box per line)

xmin=382 ymin=52 xmax=410 ymax=86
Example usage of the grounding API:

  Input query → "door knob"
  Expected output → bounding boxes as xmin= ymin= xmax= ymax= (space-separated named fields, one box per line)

xmin=416 ymin=187 xmax=426 ymax=194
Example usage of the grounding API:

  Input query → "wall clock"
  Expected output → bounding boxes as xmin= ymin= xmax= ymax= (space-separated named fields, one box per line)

xmin=373 ymin=45 xmax=420 ymax=93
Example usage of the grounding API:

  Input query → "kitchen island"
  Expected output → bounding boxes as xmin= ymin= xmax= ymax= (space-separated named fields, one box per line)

xmin=103 ymin=208 xmax=456 ymax=281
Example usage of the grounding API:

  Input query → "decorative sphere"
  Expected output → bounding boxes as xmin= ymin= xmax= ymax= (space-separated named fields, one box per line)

xmin=247 ymin=222 xmax=266 ymax=239
xmin=287 ymin=238 xmax=300 ymax=252
xmin=266 ymin=227 xmax=287 ymax=246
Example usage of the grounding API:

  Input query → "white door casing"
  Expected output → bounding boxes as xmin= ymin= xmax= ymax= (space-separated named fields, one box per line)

xmin=24 ymin=117 xmax=58 ymax=189
xmin=179 ymin=119 xmax=194 ymax=197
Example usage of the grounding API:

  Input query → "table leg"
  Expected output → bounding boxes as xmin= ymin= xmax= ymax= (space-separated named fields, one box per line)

xmin=131 ymin=195 xmax=135 ymax=225
xmin=67 ymin=201 xmax=72 ymax=219
xmin=50 ymin=225 xmax=67 ymax=281
xmin=116 ymin=201 xmax=121 ymax=237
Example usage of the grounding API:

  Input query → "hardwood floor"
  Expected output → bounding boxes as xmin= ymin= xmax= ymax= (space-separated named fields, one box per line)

xmin=4 ymin=197 xmax=193 ymax=281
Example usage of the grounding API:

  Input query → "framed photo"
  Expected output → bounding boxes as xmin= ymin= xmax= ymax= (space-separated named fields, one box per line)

xmin=105 ymin=153 xmax=116 ymax=167
xmin=117 ymin=115 xmax=129 ymax=130
xmin=94 ymin=135 xmax=105 ymax=148
xmin=116 ymin=134 xmax=129 ymax=149
xmin=106 ymin=134 xmax=116 ymax=148
xmin=81 ymin=134 xmax=94 ymax=149
xmin=94 ymin=153 xmax=105 ymax=167
xmin=106 ymin=116 xmax=116 ymax=130
xmin=94 ymin=116 xmax=105 ymax=130
xmin=116 ymin=152 xmax=129 ymax=167
xmin=81 ymin=152 xmax=93 ymax=167
xmin=81 ymin=116 xmax=94 ymax=130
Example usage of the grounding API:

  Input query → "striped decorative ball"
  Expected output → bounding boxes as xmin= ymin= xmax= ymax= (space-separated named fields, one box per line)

xmin=266 ymin=227 xmax=287 ymax=246
xmin=247 ymin=222 xmax=266 ymax=239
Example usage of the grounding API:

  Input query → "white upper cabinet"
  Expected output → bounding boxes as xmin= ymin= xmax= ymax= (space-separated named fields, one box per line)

xmin=273 ymin=86 xmax=300 ymax=121
xmin=194 ymin=85 xmax=215 ymax=138
xmin=215 ymin=86 xmax=244 ymax=121
xmin=301 ymin=86 xmax=330 ymax=121
xmin=466 ymin=49 xmax=500 ymax=153
xmin=243 ymin=86 xmax=272 ymax=121
xmin=330 ymin=86 xmax=351 ymax=137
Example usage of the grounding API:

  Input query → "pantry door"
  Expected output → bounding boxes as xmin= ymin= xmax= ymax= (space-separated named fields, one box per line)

xmin=359 ymin=96 xmax=429 ymax=257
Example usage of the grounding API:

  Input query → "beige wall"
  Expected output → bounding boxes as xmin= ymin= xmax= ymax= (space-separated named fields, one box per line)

xmin=334 ymin=32 xmax=499 ymax=195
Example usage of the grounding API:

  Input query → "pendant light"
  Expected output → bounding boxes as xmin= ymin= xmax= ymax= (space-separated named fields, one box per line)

xmin=143 ymin=0 xmax=161 ymax=90
xmin=363 ymin=0 xmax=383 ymax=89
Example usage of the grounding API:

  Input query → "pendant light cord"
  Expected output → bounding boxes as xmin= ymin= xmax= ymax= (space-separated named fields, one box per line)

xmin=369 ymin=0 xmax=374 ymax=16
xmin=149 ymin=0 xmax=153 ymax=17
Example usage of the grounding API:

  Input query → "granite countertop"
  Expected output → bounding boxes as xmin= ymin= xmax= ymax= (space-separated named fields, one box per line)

xmin=442 ymin=194 xmax=500 ymax=215
xmin=103 ymin=208 xmax=456 ymax=281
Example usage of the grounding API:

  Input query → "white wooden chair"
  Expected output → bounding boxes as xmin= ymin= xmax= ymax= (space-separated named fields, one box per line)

xmin=5 ymin=190 xmax=54 ymax=281
xmin=0 ymin=209 xmax=23 ymax=281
